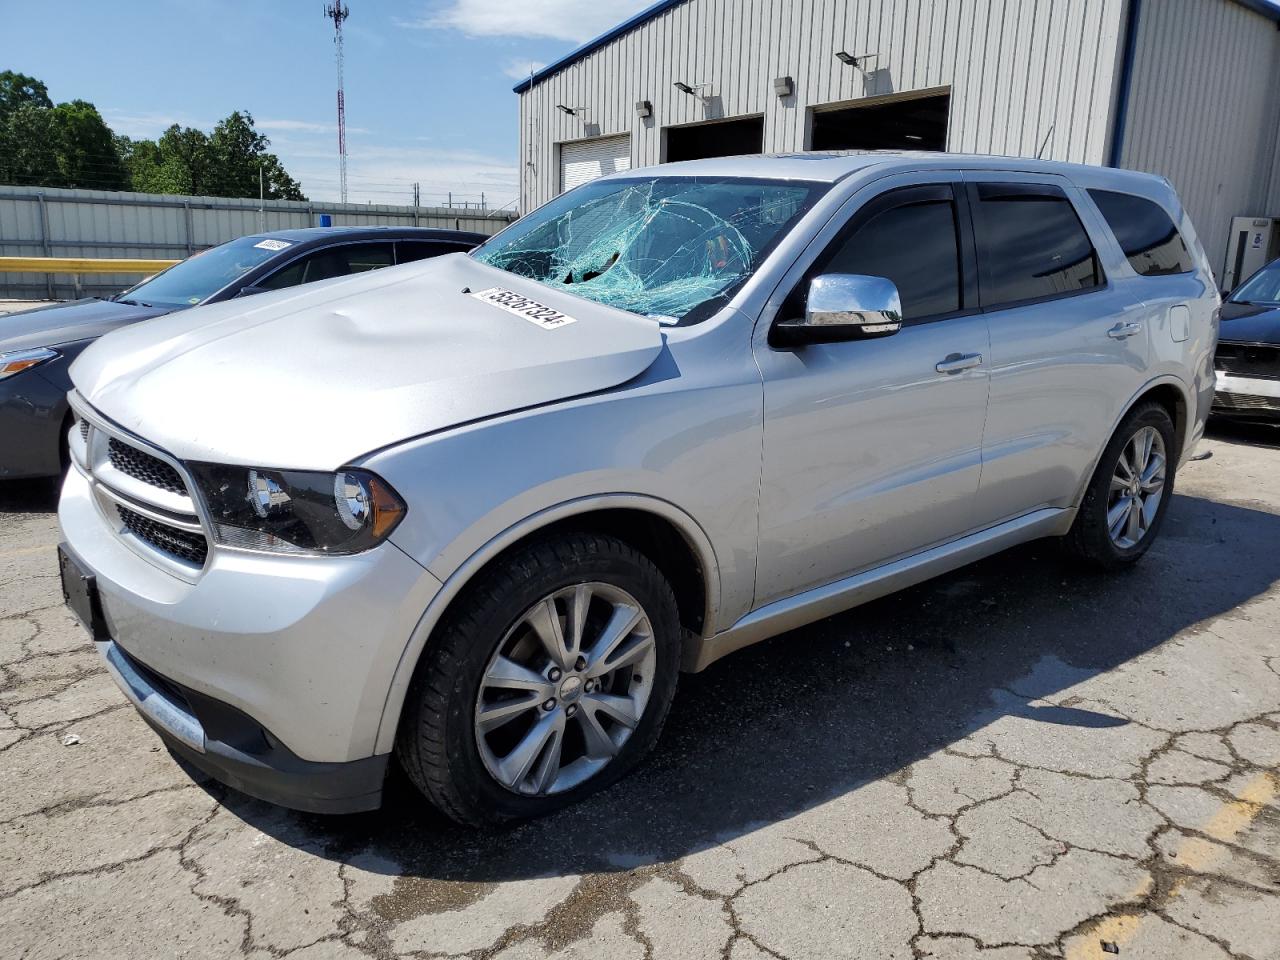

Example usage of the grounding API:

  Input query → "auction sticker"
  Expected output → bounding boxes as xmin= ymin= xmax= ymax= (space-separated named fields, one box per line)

xmin=470 ymin=287 xmax=577 ymax=329
xmin=254 ymin=239 xmax=292 ymax=251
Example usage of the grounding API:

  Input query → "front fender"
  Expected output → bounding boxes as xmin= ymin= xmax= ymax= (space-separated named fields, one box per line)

xmin=369 ymin=491 xmax=721 ymax=755
xmin=359 ymin=352 xmax=765 ymax=754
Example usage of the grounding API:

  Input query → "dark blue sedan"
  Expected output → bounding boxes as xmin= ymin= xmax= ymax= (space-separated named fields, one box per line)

xmin=0 ymin=226 xmax=486 ymax=479
xmin=1213 ymin=256 xmax=1280 ymax=423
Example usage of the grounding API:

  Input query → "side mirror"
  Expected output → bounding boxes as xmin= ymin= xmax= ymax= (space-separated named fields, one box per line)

xmin=771 ymin=274 xmax=904 ymax=347
xmin=235 ymin=285 xmax=267 ymax=299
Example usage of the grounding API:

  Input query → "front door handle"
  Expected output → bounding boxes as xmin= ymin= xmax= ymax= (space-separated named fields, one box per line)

xmin=1107 ymin=321 xmax=1144 ymax=339
xmin=936 ymin=352 xmax=983 ymax=374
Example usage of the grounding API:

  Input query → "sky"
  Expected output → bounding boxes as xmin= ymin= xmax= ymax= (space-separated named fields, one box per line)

xmin=0 ymin=0 xmax=655 ymax=209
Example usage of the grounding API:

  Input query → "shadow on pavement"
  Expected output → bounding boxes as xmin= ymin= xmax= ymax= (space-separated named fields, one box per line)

xmin=1207 ymin=417 xmax=1280 ymax=449
xmin=205 ymin=489 xmax=1280 ymax=897
xmin=0 ymin=478 xmax=61 ymax=514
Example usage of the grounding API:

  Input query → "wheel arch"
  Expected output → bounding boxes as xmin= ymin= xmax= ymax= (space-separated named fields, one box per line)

xmin=1072 ymin=375 xmax=1190 ymax=508
xmin=373 ymin=494 xmax=721 ymax=755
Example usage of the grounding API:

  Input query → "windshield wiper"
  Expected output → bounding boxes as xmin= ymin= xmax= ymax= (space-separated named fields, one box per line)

xmin=115 ymin=297 xmax=154 ymax=308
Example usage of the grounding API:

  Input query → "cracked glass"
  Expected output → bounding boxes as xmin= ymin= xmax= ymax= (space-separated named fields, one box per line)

xmin=473 ymin=176 xmax=826 ymax=325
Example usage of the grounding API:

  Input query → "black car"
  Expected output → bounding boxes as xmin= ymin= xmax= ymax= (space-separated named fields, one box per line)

xmin=1213 ymin=256 xmax=1280 ymax=423
xmin=0 ymin=226 xmax=486 ymax=479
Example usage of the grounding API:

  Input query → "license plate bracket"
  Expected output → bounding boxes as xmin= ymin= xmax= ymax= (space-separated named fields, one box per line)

xmin=58 ymin=544 xmax=109 ymax=642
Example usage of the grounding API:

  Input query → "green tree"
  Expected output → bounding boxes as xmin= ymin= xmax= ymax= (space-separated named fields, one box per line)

xmin=51 ymin=99 xmax=129 ymax=190
xmin=206 ymin=111 xmax=305 ymax=200
xmin=0 ymin=102 xmax=61 ymax=187
xmin=0 ymin=70 xmax=52 ymax=123
xmin=0 ymin=70 xmax=307 ymax=199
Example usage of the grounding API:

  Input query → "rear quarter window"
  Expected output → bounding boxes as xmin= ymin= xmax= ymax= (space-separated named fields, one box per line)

xmin=1088 ymin=189 xmax=1195 ymax=277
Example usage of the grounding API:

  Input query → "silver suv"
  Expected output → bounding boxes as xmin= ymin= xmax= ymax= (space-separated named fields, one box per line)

xmin=58 ymin=154 xmax=1218 ymax=824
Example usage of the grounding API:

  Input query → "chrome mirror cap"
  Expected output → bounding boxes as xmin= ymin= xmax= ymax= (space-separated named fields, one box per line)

xmin=771 ymin=274 xmax=904 ymax=347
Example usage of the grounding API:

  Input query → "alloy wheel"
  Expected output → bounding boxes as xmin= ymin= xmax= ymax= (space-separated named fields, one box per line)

xmin=474 ymin=582 xmax=657 ymax=796
xmin=1107 ymin=425 xmax=1167 ymax=549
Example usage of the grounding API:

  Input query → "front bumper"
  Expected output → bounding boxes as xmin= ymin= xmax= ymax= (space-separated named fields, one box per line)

xmin=1212 ymin=372 xmax=1280 ymax=421
xmin=101 ymin=637 xmax=388 ymax=812
xmin=59 ymin=465 xmax=442 ymax=809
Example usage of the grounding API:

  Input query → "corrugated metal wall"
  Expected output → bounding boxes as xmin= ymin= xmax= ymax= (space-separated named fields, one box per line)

xmin=0 ymin=186 xmax=516 ymax=300
xmin=518 ymin=0 xmax=1128 ymax=210
xmin=1121 ymin=0 xmax=1280 ymax=280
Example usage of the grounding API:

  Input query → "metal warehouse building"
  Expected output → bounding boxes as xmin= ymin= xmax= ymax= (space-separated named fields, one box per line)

xmin=515 ymin=0 xmax=1280 ymax=283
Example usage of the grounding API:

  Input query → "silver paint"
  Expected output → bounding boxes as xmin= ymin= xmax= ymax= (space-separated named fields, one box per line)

xmin=61 ymin=154 xmax=1217 ymax=767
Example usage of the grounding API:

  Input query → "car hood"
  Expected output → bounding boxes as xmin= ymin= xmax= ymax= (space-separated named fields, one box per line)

xmin=1219 ymin=301 xmax=1280 ymax=346
xmin=1 ymin=298 xmax=170 ymax=352
xmin=71 ymin=254 xmax=665 ymax=470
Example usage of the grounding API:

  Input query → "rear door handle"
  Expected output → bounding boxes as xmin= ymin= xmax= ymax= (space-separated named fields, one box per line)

xmin=936 ymin=352 xmax=983 ymax=374
xmin=1107 ymin=321 xmax=1144 ymax=340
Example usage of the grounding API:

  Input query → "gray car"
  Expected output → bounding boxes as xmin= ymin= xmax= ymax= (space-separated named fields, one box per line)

xmin=57 ymin=153 xmax=1218 ymax=824
xmin=0 ymin=226 xmax=484 ymax=480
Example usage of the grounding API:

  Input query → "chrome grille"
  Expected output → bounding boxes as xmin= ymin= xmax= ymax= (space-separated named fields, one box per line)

xmin=118 ymin=506 xmax=209 ymax=565
xmin=1214 ymin=390 xmax=1280 ymax=413
xmin=108 ymin=438 xmax=186 ymax=494
xmin=1214 ymin=343 xmax=1279 ymax=381
xmin=73 ymin=399 xmax=210 ymax=577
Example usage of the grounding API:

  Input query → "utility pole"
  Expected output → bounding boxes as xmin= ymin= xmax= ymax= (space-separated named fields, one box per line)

xmin=412 ymin=182 xmax=420 ymax=225
xmin=258 ymin=164 xmax=266 ymax=232
xmin=324 ymin=1 xmax=350 ymax=204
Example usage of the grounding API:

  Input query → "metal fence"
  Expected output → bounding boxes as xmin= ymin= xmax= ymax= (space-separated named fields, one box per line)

xmin=0 ymin=185 xmax=518 ymax=300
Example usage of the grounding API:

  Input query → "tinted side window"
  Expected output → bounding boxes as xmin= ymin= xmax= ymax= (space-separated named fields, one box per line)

xmin=822 ymin=199 xmax=962 ymax=321
xmin=1089 ymin=189 xmax=1194 ymax=276
xmin=972 ymin=186 xmax=1101 ymax=307
xmin=258 ymin=243 xmax=394 ymax=290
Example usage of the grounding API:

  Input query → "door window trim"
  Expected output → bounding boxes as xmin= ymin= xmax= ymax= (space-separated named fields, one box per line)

xmin=963 ymin=181 xmax=1110 ymax=314
xmin=248 ymin=239 xmax=398 ymax=291
xmin=774 ymin=181 xmax=980 ymax=332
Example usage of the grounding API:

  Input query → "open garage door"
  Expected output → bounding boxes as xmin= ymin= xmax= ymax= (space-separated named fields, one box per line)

xmin=665 ymin=116 xmax=764 ymax=163
xmin=810 ymin=91 xmax=950 ymax=151
xmin=559 ymin=134 xmax=632 ymax=194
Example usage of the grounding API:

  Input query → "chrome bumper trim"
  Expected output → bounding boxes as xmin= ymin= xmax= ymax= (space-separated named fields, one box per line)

xmin=102 ymin=640 xmax=206 ymax=753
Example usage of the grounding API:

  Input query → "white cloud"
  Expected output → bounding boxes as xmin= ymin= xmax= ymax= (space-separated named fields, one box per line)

xmin=283 ymin=143 xmax=519 ymax=209
xmin=402 ymin=0 xmax=653 ymax=43
xmin=502 ymin=59 xmax=548 ymax=81
xmin=257 ymin=119 xmax=337 ymax=134
xmin=257 ymin=119 xmax=371 ymax=136
xmin=103 ymin=109 xmax=214 ymax=139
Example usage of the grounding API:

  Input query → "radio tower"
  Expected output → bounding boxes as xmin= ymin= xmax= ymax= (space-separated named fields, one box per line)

xmin=324 ymin=1 xmax=350 ymax=204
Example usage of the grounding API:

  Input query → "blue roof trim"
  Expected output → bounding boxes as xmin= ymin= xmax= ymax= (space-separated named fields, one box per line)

xmin=512 ymin=0 xmax=689 ymax=93
xmin=1231 ymin=0 xmax=1280 ymax=22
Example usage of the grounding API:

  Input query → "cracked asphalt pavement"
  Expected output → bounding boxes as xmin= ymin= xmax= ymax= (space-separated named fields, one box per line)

xmin=2 ymin=422 xmax=1279 ymax=960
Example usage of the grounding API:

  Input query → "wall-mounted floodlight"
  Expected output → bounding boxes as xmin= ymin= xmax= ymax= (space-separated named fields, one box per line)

xmin=673 ymin=81 xmax=712 ymax=98
xmin=774 ymin=76 xmax=794 ymax=98
xmin=636 ymin=100 xmax=652 ymax=118
xmin=556 ymin=104 xmax=577 ymax=116
xmin=835 ymin=51 xmax=876 ymax=70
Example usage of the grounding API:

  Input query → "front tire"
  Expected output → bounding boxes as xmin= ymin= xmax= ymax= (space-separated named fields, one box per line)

xmin=1064 ymin=401 xmax=1176 ymax=570
xmin=396 ymin=532 xmax=681 ymax=826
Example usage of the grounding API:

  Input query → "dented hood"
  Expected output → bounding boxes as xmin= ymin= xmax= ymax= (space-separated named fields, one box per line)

xmin=70 ymin=254 xmax=664 ymax=470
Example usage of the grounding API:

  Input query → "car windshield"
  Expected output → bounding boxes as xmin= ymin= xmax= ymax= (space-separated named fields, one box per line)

xmin=1230 ymin=259 xmax=1280 ymax=305
xmin=117 ymin=236 xmax=291 ymax=308
xmin=472 ymin=176 xmax=826 ymax=324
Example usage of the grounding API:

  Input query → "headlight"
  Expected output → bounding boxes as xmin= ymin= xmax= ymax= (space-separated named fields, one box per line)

xmin=0 ymin=347 xmax=58 ymax=381
xmin=189 ymin=464 xmax=406 ymax=555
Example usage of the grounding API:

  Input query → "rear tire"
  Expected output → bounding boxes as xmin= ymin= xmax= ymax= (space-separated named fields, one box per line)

xmin=1064 ymin=401 xmax=1176 ymax=570
xmin=395 ymin=532 xmax=681 ymax=827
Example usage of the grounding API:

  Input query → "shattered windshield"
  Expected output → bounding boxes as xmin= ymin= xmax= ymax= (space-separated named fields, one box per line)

xmin=472 ymin=176 xmax=826 ymax=324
